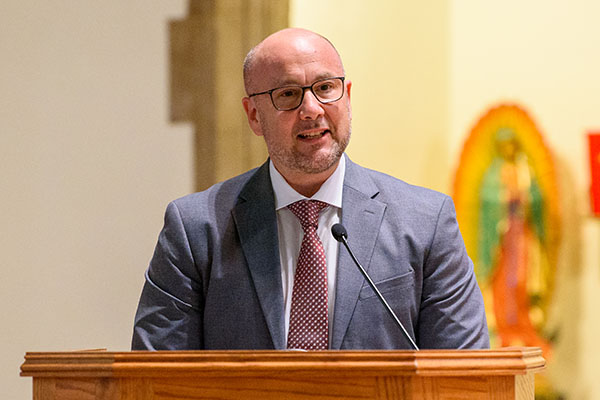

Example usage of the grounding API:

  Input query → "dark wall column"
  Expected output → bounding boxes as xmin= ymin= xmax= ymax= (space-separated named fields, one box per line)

xmin=170 ymin=0 xmax=289 ymax=190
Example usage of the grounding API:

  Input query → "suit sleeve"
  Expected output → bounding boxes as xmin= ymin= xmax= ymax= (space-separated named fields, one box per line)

xmin=131 ymin=201 xmax=204 ymax=350
xmin=417 ymin=196 xmax=490 ymax=349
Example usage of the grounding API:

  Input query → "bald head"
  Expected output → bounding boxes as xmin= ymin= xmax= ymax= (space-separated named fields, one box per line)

xmin=240 ymin=28 xmax=352 ymax=196
xmin=243 ymin=28 xmax=344 ymax=94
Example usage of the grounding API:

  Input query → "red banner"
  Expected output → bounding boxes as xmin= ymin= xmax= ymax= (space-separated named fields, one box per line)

xmin=589 ymin=133 xmax=600 ymax=215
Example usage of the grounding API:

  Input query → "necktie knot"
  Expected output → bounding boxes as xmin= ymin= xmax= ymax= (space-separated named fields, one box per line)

xmin=287 ymin=200 xmax=329 ymax=230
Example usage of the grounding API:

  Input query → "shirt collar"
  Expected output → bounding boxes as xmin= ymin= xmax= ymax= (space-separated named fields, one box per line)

xmin=270 ymin=154 xmax=346 ymax=210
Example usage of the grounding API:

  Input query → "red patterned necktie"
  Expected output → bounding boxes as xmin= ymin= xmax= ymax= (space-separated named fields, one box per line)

xmin=286 ymin=200 xmax=329 ymax=350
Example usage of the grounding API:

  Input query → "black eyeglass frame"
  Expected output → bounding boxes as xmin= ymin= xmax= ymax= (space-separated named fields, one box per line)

xmin=247 ymin=76 xmax=346 ymax=111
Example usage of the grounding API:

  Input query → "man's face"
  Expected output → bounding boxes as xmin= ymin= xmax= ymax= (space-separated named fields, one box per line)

xmin=243 ymin=33 xmax=352 ymax=179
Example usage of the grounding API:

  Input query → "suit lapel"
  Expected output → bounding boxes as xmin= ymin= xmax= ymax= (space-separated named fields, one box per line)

xmin=331 ymin=159 xmax=386 ymax=349
xmin=232 ymin=162 xmax=285 ymax=349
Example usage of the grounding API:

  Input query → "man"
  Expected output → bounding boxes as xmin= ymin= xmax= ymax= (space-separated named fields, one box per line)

xmin=132 ymin=28 xmax=489 ymax=350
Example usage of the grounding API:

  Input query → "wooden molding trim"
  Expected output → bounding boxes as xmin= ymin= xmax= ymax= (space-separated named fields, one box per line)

xmin=21 ymin=348 xmax=544 ymax=379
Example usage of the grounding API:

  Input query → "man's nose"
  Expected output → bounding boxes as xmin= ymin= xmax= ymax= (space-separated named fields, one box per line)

xmin=299 ymin=89 xmax=325 ymax=119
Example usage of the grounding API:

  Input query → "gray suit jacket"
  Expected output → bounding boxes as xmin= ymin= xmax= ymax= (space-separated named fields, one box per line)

xmin=132 ymin=158 xmax=489 ymax=350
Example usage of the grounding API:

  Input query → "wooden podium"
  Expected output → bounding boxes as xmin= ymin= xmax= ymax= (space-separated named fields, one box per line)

xmin=21 ymin=348 xmax=544 ymax=400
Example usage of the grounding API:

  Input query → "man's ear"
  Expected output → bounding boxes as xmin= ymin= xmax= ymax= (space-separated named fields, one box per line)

xmin=345 ymin=80 xmax=352 ymax=101
xmin=345 ymin=80 xmax=352 ymax=120
xmin=242 ymin=97 xmax=263 ymax=137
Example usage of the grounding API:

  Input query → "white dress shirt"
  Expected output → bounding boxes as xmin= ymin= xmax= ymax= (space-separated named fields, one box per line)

xmin=269 ymin=155 xmax=345 ymax=348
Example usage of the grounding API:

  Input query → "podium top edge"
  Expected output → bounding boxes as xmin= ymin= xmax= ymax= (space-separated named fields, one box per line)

xmin=22 ymin=347 xmax=543 ymax=358
xmin=23 ymin=347 xmax=541 ymax=356
xmin=21 ymin=347 xmax=545 ymax=378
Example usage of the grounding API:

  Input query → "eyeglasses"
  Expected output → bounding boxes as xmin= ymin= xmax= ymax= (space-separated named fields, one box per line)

xmin=248 ymin=77 xmax=345 ymax=111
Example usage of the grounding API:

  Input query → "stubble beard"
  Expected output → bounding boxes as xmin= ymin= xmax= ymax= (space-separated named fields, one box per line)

xmin=262 ymin=119 xmax=351 ymax=175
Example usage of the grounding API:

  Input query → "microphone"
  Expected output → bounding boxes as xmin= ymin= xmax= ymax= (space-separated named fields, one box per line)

xmin=331 ymin=223 xmax=420 ymax=350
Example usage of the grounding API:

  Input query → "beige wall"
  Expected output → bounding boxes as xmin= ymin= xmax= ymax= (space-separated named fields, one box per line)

xmin=1 ymin=2 xmax=192 ymax=398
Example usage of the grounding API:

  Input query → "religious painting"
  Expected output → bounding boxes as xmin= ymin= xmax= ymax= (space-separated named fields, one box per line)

xmin=452 ymin=104 xmax=561 ymax=399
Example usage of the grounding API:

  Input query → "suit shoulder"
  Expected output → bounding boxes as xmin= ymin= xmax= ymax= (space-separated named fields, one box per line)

xmin=169 ymin=165 xmax=263 ymax=218
xmin=362 ymin=167 xmax=451 ymax=208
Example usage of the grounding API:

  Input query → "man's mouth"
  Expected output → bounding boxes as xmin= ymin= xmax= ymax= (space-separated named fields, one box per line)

xmin=298 ymin=129 xmax=330 ymax=139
